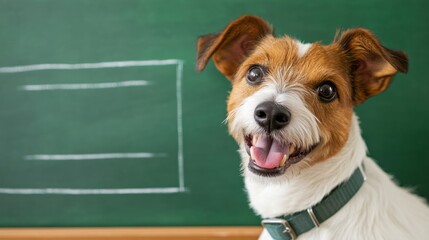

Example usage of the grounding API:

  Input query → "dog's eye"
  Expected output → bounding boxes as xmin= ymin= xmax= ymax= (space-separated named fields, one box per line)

xmin=317 ymin=81 xmax=337 ymax=102
xmin=246 ymin=65 xmax=265 ymax=85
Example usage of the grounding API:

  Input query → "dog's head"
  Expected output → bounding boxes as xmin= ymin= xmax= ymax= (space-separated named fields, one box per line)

xmin=196 ymin=15 xmax=408 ymax=178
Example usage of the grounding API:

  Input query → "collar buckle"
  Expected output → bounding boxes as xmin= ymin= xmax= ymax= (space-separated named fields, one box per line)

xmin=262 ymin=218 xmax=297 ymax=240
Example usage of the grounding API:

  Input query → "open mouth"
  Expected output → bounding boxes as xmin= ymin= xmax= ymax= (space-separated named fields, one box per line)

xmin=244 ymin=134 xmax=319 ymax=177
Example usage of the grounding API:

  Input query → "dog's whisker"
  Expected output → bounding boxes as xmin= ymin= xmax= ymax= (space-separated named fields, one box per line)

xmin=224 ymin=107 xmax=239 ymax=125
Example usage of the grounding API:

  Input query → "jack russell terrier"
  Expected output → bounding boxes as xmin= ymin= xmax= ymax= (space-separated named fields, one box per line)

xmin=196 ymin=15 xmax=429 ymax=240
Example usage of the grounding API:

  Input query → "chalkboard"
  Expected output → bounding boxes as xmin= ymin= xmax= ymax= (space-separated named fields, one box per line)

xmin=0 ymin=0 xmax=428 ymax=227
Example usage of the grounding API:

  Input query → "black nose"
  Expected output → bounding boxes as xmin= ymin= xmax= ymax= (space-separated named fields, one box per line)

xmin=254 ymin=101 xmax=291 ymax=132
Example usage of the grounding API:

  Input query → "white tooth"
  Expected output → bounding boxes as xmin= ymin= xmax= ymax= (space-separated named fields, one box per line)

xmin=252 ymin=135 xmax=259 ymax=145
xmin=289 ymin=145 xmax=296 ymax=154
xmin=280 ymin=154 xmax=288 ymax=166
xmin=250 ymin=146 xmax=255 ymax=160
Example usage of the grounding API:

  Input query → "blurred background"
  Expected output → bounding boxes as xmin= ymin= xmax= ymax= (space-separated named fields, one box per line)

xmin=0 ymin=0 xmax=428 ymax=227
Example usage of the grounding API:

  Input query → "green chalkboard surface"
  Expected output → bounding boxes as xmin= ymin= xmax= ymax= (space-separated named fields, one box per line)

xmin=0 ymin=0 xmax=428 ymax=227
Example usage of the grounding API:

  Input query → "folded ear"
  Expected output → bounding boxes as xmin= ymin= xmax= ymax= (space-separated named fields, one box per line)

xmin=335 ymin=28 xmax=408 ymax=104
xmin=196 ymin=15 xmax=273 ymax=81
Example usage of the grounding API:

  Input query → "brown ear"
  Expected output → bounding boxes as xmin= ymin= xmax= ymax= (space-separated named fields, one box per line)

xmin=335 ymin=28 xmax=408 ymax=104
xmin=196 ymin=15 xmax=273 ymax=81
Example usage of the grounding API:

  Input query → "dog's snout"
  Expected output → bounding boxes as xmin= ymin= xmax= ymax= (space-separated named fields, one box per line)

xmin=254 ymin=101 xmax=291 ymax=132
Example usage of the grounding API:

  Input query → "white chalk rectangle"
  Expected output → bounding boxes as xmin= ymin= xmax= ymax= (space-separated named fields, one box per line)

xmin=0 ymin=59 xmax=186 ymax=194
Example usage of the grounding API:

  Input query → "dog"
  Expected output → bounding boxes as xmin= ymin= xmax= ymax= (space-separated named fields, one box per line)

xmin=196 ymin=15 xmax=429 ymax=240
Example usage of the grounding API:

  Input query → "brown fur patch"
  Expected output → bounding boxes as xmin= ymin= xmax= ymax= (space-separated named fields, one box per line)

xmin=196 ymin=15 xmax=273 ymax=80
xmin=335 ymin=28 xmax=408 ymax=104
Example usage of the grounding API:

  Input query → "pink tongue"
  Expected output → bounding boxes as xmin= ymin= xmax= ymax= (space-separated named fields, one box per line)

xmin=250 ymin=135 xmax=289 ymax=169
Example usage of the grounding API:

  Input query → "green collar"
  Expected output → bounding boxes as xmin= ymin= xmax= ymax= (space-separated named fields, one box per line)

xmin=262 ymin=165 xmax=366 ymax=240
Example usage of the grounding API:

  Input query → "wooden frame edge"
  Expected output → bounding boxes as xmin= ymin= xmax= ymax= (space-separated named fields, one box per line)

xmin=0 ymin=226 xmax=262 ymax=240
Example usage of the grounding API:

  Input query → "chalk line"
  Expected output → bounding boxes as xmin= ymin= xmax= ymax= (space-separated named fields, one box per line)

xmin=0 ymin=59 xmax=182 ymax=73
xmin=176 ymin=62 xmax=185 ymax=191
xmin=19 ymin=80 xmax=151 ymax=91
xmin=24 ymin=152 xmax=167 ymax=161
xmin=0 ymin=187 xmax=186 ymax=195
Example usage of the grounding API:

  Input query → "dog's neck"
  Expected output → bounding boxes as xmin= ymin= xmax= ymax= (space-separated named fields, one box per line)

xmin=242 ymin=113 xmax=367 ymax=218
